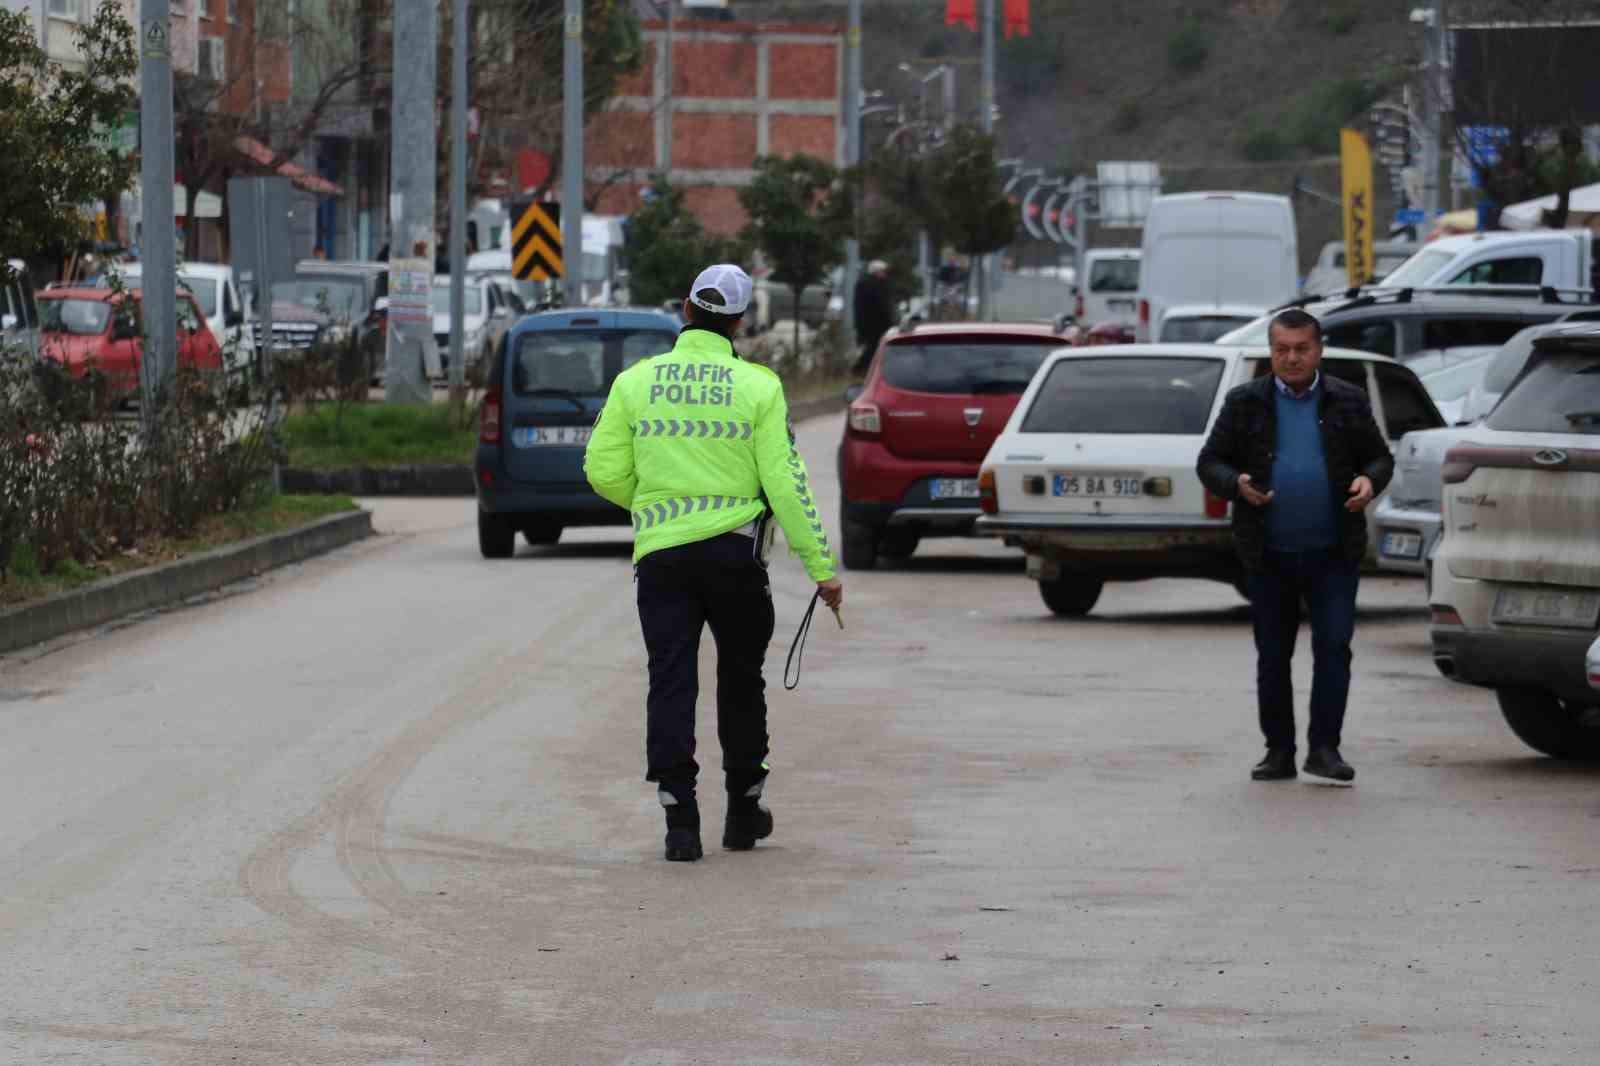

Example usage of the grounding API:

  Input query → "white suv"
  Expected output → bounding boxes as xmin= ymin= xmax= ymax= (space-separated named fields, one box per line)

xmin=1429 ymin=329 xmax=1600 ymax=757
xmin=976 ymin=344 xmax=1444 ymax=615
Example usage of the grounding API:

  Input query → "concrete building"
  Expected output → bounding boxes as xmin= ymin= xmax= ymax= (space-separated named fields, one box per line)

xmin=586 ymin=15 xmax=844 ymax=233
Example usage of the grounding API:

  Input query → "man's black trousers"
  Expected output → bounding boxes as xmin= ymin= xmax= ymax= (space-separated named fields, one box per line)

xmin=636 ymin=532 xmax=776 ymax=804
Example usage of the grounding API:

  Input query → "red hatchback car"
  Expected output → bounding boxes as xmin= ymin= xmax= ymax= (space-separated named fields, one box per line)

xmin=838 ymin=321 xmax=1071 ymax=569
xmin=37 ymin=286 xmax=222 ymax=402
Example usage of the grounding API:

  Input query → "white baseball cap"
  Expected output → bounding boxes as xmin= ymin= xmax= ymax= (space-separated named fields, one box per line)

xmin=687 ymin=263 xmax=754 ymax=316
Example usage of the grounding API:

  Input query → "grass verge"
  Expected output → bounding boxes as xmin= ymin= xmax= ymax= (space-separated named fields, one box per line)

xmin=280 ymin=402 xmax=478 ymax=469
xmin=0 ymin=494 xmax=359 ymax=609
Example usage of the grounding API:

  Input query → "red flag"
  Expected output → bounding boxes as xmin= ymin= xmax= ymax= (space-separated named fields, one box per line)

xmin=1004 ymin=0 xmax=1030 ymax=38
xmin=946 ymin=0 xmax=977 ymax=31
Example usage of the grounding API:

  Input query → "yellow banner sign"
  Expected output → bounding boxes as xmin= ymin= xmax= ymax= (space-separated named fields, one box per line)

xmin=1340 ymin=128 xmax=1374 ymax=290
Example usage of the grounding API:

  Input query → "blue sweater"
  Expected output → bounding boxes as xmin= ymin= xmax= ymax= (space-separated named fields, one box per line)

xmin=1265 ymin=382 xmax=1337 ymax=551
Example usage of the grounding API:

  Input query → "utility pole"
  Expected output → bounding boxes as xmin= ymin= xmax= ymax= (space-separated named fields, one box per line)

xmin=978 ymin=0 xmax=995 ymax=321
xmin=663 ymin=0 xmax=674 ymax=169
xmin=1418 ymin=0 xmax=1448 ymax=222
xmin=843 ymin=0 xmax=861 ymax=346
xmin=386 ymin=0 xmax=439 ymax=404
xmin=562 ymin=0 xmax=583 ymax=308
xmin=449 ymin=0 xmax=468 ymax=397
xmin=138 ymin=0 xmax=176 ymax=430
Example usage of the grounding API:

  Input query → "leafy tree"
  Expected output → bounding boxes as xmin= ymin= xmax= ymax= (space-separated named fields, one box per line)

xmin=624 ymin=176 xmax=747 ymax=308
xmin=0 ymin=2 xmax=136 ymax=269
xmin=738 ymin=154 xmax=849 ymax=354
xmin=925 ymin=125 xmax=1016 ymax=271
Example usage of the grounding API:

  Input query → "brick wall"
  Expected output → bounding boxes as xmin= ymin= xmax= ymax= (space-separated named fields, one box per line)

xmin=767 ymin=42 xmax=837 ymax=100
xmin=673 ymin=114 xmax=759 ymax=171
xmin=769 ymin=114 xmax=836 ymax=160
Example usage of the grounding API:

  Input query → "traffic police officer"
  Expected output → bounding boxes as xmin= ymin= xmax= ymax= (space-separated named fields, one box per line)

xmin=584 ymin=264 xmax=844 ymax=862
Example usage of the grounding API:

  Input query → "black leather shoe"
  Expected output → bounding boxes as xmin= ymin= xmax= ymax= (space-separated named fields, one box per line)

xmin=722 ymin=802 xmax=774 ymax=850
xmin=1251 ymin=748 xmax=1297 ymax=780
xmin=1303 ymin=747 xmax=1355 ymax=783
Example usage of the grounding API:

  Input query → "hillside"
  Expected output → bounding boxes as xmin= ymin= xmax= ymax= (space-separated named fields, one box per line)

xmin=733 ymin=0 xmax=1422 ymax=266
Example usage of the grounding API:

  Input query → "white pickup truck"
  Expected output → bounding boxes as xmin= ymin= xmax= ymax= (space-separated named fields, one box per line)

xmin=1381 ymin=229 xmax=1594 ymax=293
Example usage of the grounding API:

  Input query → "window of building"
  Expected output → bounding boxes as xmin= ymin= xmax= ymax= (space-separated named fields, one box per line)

xmin=46 ymin=0 xmax=81 ymax=18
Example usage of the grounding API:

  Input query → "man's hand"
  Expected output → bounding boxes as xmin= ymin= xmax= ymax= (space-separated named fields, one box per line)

xmin=1346 ymin=475 xmax=1375 ymax=513
xmin=1237 ymin=473 xmax=1275 ymax=508
xmin=817 ymin=578 xmax=843 ymax=610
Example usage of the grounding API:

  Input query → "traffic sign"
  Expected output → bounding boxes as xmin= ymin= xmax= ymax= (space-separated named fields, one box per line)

xmin=510 ymin=200 xmax=563 ymax=281
xmin=1395 ymin=208 xmax=1426 ymax=225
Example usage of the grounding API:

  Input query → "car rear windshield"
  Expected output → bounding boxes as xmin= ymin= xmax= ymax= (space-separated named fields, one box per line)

xmin=39 ymin=298 xmax=111 ymax=335
xmin=273 ymin=278 xmax=366 ymax=320
xmin=1158 ymin=316 xmax=1253 ymax=343
xmin=1485 ymin=353 xmax=1600 ymax=435
xmin=1089 ymin=257 xmax=1139 ymax=293
xmin=513 ymin=329 xmax=677 ymax=396
xmin=880 ymin=338 xmax=1061 ymax=395
xmin=1021 ymin=356 xmax=1226 ymax=434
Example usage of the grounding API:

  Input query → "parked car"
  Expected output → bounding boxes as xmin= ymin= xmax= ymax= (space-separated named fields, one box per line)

xmin=1156 ymin=304 xmax=1262 ymax=343
xmin=431 ymin=274 xmax=515 ymax=374
xmin=838 ymin=321 xmax=1074 ymax=569
xmin=1371 ymin=425 xmax=1481 ymax=579
xmin=1381 ymin=229 xmax=1595 ymax=293
xmin=117 ymin=261 xmax=255 ymax=379
xmin=1136 ymin=192 xmax=1297 ymax=341
xmin=1301 ymin=239 xmax=1419 ymax=297
xmin=1215 ymin=288 xmax=1582 ymax=361
xmin=1453 ymin=320 xmax=1600 ymax=424
xmin=1073 ymin=248 xmax=1141 ymax=327
xmin=36 ymin=286 xmax=222 ymax=402
xmin=975 ymin=345 xmax=1444 ymax=615
xmin=267 ymin=261 xmax=391 ymax=381
xmin=1429 ymin=328 xmax=1600 ymax=757
xmin=1411 ymin=345 xmax=1500 ymax=425
xmin=475 ymin=308 xmax=681 ymax=557
xmin=2 ymin=257 xmax=40 ymax=356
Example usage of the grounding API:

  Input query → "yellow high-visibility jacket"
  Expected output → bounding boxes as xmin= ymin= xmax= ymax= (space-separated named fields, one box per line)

xmin=583 ymin=328 xmax=837 ymax=582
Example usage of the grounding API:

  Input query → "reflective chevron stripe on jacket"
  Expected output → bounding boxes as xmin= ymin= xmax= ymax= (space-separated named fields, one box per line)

xmin=633 ymin=494 xmax=758 ymax=531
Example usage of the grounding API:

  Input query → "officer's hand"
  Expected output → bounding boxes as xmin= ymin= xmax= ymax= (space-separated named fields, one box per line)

xmin=1237 ymin=473 xmax=1275 ymax=508
xmin=817 ymin=578 xmax=843 ymax=610
xmin=1345 ymin=475 xmax=1375 ymax=513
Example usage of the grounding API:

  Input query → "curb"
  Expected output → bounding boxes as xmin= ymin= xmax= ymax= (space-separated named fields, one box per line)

xmin=278 ymin=394 xmax=850 ymax=498
xmin=0 ymin=510 xmax=373 ymax=656
xmin=279 ymin=465 xmax=476 ymax=496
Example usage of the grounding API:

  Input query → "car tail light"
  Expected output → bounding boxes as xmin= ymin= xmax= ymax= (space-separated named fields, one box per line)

xmin=978 ymin=469 xmax=997 ymax=514
xmin=1440 ymin=457 xmax=1474 ymax=484
xmin=1139 ymin=299 xmax=1149 ymax=326
xmin=1430 ymin=605 xmax=1463 ymax=627
xmin=847 ymin=401 xmax=881 ymax=436
xmin=480 ymin=386 xmax=502 ymax=444
xmin=1204 ymin=489 xmax=1229 ymax=519
xmin=1075 ymin=292 xmax=1084 ymax=320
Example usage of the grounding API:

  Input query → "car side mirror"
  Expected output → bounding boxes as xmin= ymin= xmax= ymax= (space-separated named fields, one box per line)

xmin=844 ymin=384 xmax=864 ymax=403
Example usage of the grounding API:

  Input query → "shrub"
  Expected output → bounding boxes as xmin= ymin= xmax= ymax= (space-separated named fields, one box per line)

xmin=1240 ymin=125 xmax=1290 ymax=162
xmin=1167 ymin=19 xmax=1211 ymax=75
xmin=1324 ymin=4 xmax=1360 ymax=34
xmin=1112 ymin=98 xmax=1143 ymax=133
xmin=1289 ymin=77 xmax=1382 ymax=155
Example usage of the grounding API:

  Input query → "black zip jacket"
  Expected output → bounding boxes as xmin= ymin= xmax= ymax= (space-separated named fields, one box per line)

xmin=1196 ymin=372 xmax=1394 ymax=572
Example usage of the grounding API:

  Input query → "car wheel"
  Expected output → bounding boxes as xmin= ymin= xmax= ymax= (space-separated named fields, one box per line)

xmin=840 ymin=518 xmax=879 ymax=571
xmin=878 ymin=530 xmax=920 ymax=561
xmin=523 ymin=521 xmax=562 ymax=546
xmin=1495 ymin=688 xmax=1600 ymax=759
xmin=1039 ymin=574 xmax=1104 ymax=617
xmin=478 ymin=509 xmax=516 ymax=559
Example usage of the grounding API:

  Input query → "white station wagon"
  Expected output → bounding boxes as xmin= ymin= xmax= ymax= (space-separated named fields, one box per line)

xmin=975 ymin=344 xmax=1445 ymax=615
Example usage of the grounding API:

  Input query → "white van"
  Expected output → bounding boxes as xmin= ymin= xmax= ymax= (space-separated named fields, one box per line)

xmin=1136 ymin=192 xmax=1298 ymax=342
xmin=2 ymin=258 xmax=40 ymax=356
xmin=117 ymin=261 xmax=256 ymax=377
xmin=1075 ymin=248 xmax=1141 ymax=326
xmin=1380 ymin=229 xmax=1594 ymax=293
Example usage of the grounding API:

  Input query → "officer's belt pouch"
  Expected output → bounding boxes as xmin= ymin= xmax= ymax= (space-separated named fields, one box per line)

xmin=752 ymin=507 xmax=776 ymax=568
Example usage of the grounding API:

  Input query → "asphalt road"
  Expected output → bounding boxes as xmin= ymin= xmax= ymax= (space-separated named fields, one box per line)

xmin=2 ymin=413 xmax=1596 ymax=1065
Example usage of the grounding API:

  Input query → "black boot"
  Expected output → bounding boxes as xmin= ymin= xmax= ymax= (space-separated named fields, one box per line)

xmin=1251 ymin=747 xmax=1297 ymax=781
xmin=723 ymin=772 xmax=773 ymax=851
xmin=660 ymin=789 xmax=702 ymax=862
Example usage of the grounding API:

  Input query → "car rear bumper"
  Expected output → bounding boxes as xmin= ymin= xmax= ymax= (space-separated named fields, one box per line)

xmin=843 ymin=498 xmax=983 ymax=536
xmin=1371 ymin=499 xmax=1441 ymax=575
xmin=1431 ymin=624 xmax=1600 ymax=704
xmin=475 ymin=452 xmax=630 ymax=526
xmin=839 ymin=438 xmax=986 ymax=536
xmin=976 ymin=514 xmax=1237 ymax=579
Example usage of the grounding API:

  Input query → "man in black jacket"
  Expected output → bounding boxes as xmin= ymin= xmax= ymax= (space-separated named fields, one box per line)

xmin=1197 ymin=309 xmax=1393 ymax=784
xmin=852 ymin=260 xmax=895 ymax=375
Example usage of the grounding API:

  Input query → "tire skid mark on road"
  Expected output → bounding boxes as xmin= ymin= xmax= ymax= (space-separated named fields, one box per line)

xmin=238 ymin=591 xmax=604 ymax=968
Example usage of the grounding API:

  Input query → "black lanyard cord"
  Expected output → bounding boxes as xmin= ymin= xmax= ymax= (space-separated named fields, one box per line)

xmin=783 ymin=590 xmax=821 ymax=691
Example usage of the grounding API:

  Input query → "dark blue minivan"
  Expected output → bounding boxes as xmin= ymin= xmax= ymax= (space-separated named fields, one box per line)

xmin=476 ymin=308 xmax=682 ymax=557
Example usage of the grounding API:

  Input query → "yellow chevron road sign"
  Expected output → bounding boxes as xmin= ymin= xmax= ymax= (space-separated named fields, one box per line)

xmin=510 ymin=200 xmax=563 ymax=281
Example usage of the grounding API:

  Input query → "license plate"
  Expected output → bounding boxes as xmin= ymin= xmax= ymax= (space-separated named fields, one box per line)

xmin=931 ymin=478 xmax=980 ymax=500
xmin=1107 ymin=299 xmax=1135 ymax=311
xmin=1052 ymin=472 xmax=1144 ymax=498
xmin=512 ymin=425 xmax=592 ymax=448
xmin=1491 ymin=586 xmax=1600 ymax=629
xmin=1380 ymin=531 xmax=1424 ymax=559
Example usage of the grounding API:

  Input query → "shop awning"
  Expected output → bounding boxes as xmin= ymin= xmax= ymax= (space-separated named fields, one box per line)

xmin=233 ymin=136 xmax=345 ymax=197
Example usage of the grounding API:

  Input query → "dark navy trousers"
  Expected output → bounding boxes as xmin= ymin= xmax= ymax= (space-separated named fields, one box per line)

xmin=1247 ymin=547 xmax=1360 ymax=752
